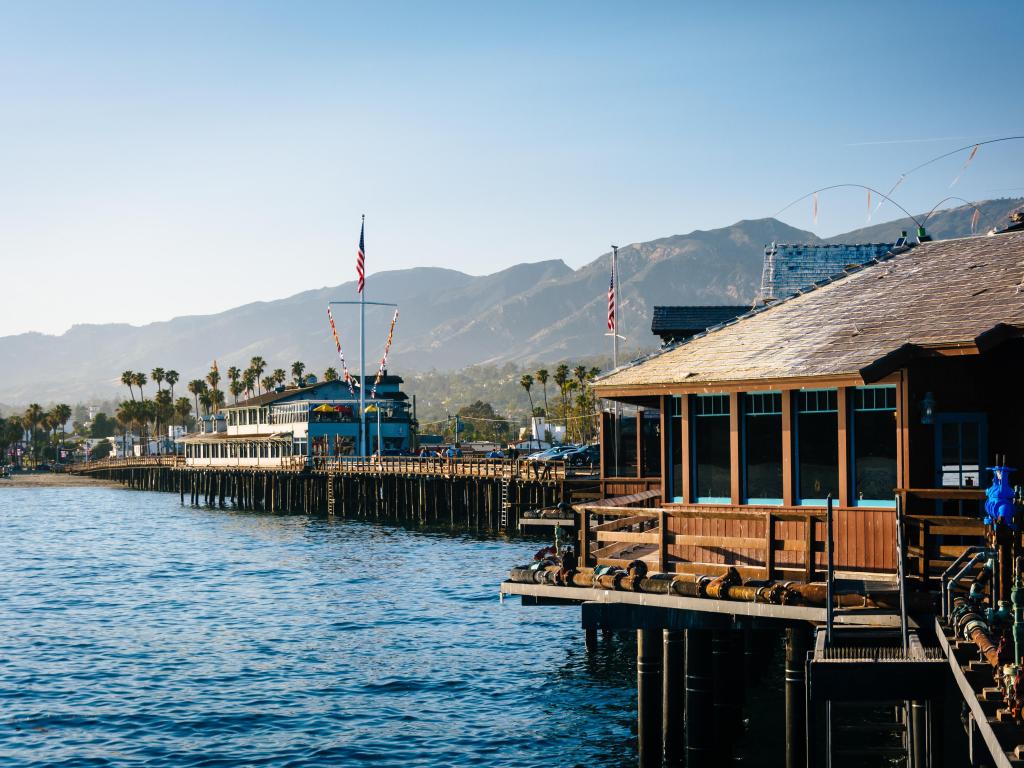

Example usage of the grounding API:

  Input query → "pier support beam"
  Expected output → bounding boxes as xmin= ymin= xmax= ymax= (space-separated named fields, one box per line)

xmin=712 ymin=630 xmax=742 ymax=762
xmin=685 ymin=628 xmax=713 ymax=768
xmin=637 ymin=629 xmax=663 ymax=768
xmin=663 ymin=629 xmax=684 ymax=767
xmin=785 ymin=626 xmax=808 ymax=768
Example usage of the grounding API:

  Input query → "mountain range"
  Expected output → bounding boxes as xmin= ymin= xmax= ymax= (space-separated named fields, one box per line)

xmin=2 ymin=198 xmax=1021 ymax=405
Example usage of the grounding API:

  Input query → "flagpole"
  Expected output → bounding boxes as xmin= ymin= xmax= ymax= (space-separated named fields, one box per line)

xmin=359 ymin=214 xmax=367 ymax=457
xmin=611 ymin=245 xmax=619 ymax=369
xmin=610 ymin=245 xmax=620 ymax=475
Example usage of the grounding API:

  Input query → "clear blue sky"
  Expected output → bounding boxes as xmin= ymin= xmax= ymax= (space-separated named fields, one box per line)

xmin=1 ymin=1 xmax=1022 ymax=336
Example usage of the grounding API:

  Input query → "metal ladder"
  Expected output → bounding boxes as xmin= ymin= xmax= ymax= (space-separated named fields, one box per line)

xmin=326 ymin=467 xmax=336 ymax=516
xmin=499 ymin=478 xmax=510 ymax=532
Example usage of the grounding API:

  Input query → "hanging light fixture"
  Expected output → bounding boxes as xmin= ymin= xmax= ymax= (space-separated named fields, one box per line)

xmin=920 ymin=392 xmax=936 ymax=425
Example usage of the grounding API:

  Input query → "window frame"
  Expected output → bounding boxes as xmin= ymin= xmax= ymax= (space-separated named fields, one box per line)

xmin=691 ymin=393 xmax=732 ymax=504
xmin=850 ymin=385 xmax=898 ymax=508
xmin=741 ymin=390 xmax=783 ymax=505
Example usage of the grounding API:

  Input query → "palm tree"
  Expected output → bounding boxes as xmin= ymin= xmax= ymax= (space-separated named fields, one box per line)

xmin=553 ymin=364 xmax=570 ymax=422
xmin=227 ymin=366 xmax=241 ymax=400
xmin=121 ymin=371 xmax=136 ymax=401
xmin=115 ymin=401 xmax=135 ymax=455
xmin=50 ymin=404 xmax=72 ymax=450
xmin=273 ymin=368 xmax=287 ymax=387
xmin=249 ymin=356 xmax=267 ymax=395
xmin=206 ymin=365 xmax=220 ymax=393
xmin=132 ymin=371 xmax=148 ymax=402
xmin=199 ymin=390 xmax=213 ymax=417
xmin=188 ymin=379 xmax=207 ymax=423
xmin=535 ymin=368 xmax=550 ymax=417
xmin=261 ymin=375 xmax=276 ymax=394
xmin=174 ymin=397 xmax=192 ymax=430
xmin=206 ymin=365 xmax=221 ymax=412
xmin=23 ymin=403 xmax=43 ymax=456
xmin=151 ymin=367 xmax=166 ymax=393
xmin=154 ymin=390 xmax=173 ymax=450
xmin=291 ymin=361 xmax=306 ymax=387
xmin=519 ymin=373 xmax=535 ymax=416
xmin=165 ymin=369 xmax=180 ymax=401
xmin=324 ymin=367 xmax=339 ymax=382
xmin=242 ymin=369 xmax=256 ymax=399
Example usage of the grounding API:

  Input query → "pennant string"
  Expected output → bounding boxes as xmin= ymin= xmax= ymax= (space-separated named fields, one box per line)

xmin=949 ymin=143 xmax=980 ymax=188
xmin=327 ymin=306 xmax=356 ymax=395
xmin=370 ymin=309 xmax=399 ymax=398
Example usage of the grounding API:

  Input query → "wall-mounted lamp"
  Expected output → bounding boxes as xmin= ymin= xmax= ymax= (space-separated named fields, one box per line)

xmin=920 ymin=391 xmax=936 ymax=425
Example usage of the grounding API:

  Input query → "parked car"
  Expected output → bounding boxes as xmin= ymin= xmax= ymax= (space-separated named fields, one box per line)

xmin=564 ymin=444 xmax=600 ymax=468
xmin=530 ymin=445 xmax=579 ymax=461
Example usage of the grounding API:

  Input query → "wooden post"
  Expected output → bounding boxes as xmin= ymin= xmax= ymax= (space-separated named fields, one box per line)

xmin=781 ymin=389 xmax=794 ymax=506
xmin=785 ymin=626 xmax=808 ymax=768
xmin=685 ymin=629 xmax=713 ymax=767
xmin=765 ymin=511 xmax=776 ymax=581
xmin=837 ymin=386 xmax=850 ymax=508
xmin=680 ymin=395 xmax=691 ymax=503
xmin=804 ymin=511 xmax=816 ymax=583
xmin=637 ymin=629 xmax=663 ymax=768
xmin=580 ymin=509 xmax=591 ymax=566
xmin=729 ymin=392 xmax=741 ymax=505
xmin=658 ymin=509 xmax=668 ymax=573
xmin=659 ymin=396 xmax=669 ymax=503
xmin=663 ymin=629 xmax=685 ymax=767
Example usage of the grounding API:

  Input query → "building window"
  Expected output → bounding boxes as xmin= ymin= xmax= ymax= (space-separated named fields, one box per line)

xmin=640 ymin=408 xmax=661 ymax=477
xmin=852 ymin=386 xmax=897 ymax=506
xmin=743 ymin=392 xmax=782 ymax=504
xmin=692 ymin=394 xmax=730 ymax=503
xmin=797 ymin=389 xmax=839 ymax=505
xmin=602 ymin=402 xmax=638 ymax=477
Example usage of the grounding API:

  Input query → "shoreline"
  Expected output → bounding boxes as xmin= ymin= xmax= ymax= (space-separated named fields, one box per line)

xmin=0 ymin=472 xmax=121 ymax=489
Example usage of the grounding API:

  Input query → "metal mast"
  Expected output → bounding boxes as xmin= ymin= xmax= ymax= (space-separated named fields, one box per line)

xmin=359 ymin=214 xmax=366 ymax=457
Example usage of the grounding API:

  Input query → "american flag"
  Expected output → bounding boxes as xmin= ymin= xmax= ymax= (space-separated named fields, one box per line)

xmin=356 ymin=217 xmax=365 ymax=294
xmin=607 ymin=270 xmax=615 ymax=331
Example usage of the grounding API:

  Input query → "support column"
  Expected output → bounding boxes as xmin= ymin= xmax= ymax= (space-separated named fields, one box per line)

xmin=637 ymin=629 xmax=663 ymax=768
xmin=911 ymin=700 xmax=927 ymax=768
xmin=685 ymin=629 xmax=713 ymax=767
xmin=712 ymin=630 xmax=742 ymax=761
xmin=585 ymin=627 xmax=597 ymax=652
xmin=663 ymin=629 xmax=685 ymax=767
xmin=785 ymin=626 xmax=808 ymax=768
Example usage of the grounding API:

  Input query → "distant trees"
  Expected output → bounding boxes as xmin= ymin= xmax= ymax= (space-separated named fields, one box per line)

xmin=518 ymin=374 xmax=534 ymax=415
xmin=535 ymin=368 xmax=550 ymax=417
xmin=324 ymin=367 xmax=339 ymax=382
xmin=90 ymin=412 xmax=117 ymax=438
xmin=455 ymin=401 xmax=510 ymax=443
xmin=291 ymin=361 xmax=306 ymax=386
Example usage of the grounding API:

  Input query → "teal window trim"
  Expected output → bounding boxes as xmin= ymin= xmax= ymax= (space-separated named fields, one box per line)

xmin=696 ymin=496 xmax=731 ymax=505
xmin=742 ymin=391 xmax=782 ymax=505
xmin=794 ymin=388 xmax=839 ymax=505
xmin=851 ymin=384 xmax=897 ymax=507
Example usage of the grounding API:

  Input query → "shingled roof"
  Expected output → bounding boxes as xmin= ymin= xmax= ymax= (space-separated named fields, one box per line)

xmin=651 ymin=305 xmax=751 ymax=342
xmin=599 ymin=231 xmax=1024 ymax=389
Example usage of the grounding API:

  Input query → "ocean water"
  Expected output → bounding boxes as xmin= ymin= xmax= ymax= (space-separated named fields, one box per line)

xmin=0 ymin=487 xmax=639 ymax=767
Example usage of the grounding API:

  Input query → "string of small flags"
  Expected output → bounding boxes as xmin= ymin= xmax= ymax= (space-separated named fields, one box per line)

xmin=326 ymin=306 xmax=356 ymax=395
xmin=371 ymin=309 xmax=399 ymax=398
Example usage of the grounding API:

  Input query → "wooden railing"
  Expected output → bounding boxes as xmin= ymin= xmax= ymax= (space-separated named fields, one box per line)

xmin=577 ymin=502 xmax=901 ymax=581
xmin=313 ymin=456 xmax=566 ymax=481
xmin=899 ymin=488 xmax=988 ymax=587
xmin=69 ymin=454 xmax=566 ymax=481
xmin=69 ymin=456 xmax=186 ymax=472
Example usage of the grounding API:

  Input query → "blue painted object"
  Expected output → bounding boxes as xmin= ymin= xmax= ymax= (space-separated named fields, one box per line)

xmin=984 ymin=465 xmax=1017 ymax=528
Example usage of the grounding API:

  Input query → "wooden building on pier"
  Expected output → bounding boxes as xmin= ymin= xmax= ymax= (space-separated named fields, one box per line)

xmin=182 ymin=374 xmax=413 ymax=467
xmin=595 ymin=229 xmax=1024 ymax=579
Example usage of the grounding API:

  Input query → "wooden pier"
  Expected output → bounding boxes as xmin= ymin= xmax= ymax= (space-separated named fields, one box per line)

xmin=69 ymin=456 xmax=599 ymax=532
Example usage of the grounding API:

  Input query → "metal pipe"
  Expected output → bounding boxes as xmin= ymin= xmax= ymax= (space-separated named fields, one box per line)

xmin=942 ymin=548 xmax=993 ymax=618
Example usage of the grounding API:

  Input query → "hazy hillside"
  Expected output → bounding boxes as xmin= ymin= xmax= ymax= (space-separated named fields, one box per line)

xmin=1 ymin=200 xmax=1019 ymax=405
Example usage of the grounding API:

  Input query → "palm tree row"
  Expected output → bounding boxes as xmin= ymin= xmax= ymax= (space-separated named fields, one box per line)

xmin=0 ymin=402 xmax=74 ymax=465
xmin=519 ymin=363 xmax=600 ymax=443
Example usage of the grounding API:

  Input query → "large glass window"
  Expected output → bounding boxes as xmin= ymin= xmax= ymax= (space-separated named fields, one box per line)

xmin=852 ymin=386 xmax=897 ymax=506
xmin=670 ymin=396 xmax=684 ymax=501
xmin=744 ymin=392 xmax=782 ymax=503
xmin=692 ymin=394 xmax=730 ymax=503
xmin=797 ymin=389 xmax=839 ymax=505
xmin=640 ymin=408 xmax=661 ymax=477
xmin=602 ymin=402 xmax=637 ymax=477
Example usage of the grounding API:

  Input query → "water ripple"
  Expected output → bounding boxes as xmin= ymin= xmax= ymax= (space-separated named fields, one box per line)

xmin=0 ymin=487 xmax=635 ymax=767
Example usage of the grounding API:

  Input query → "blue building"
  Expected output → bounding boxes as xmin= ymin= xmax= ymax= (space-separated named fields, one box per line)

xmin=182 ymin=373 xmax=413 ymax=466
